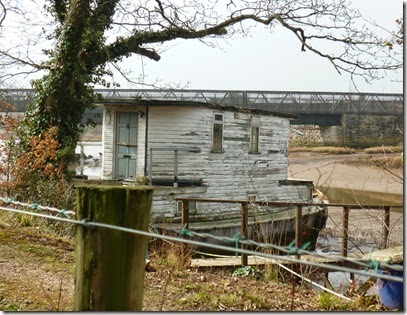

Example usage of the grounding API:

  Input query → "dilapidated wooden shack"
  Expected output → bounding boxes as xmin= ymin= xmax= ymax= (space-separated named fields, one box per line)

xmin=98 ymin=99 xmax=314 ymax=220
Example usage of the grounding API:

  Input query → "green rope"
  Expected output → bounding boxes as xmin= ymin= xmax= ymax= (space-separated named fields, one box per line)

xmin=367 ymin=260 xmax=381 ymax=273
xmin=365 ymin=248 xmax=381 ymax=273
xmin=178 ymin=224 xmax=194 ymax=237
xmin=287 ymin=240 xmax=297 ymax=255
xmin=4 ymin=194 xmax=18 ymax=205
xmin=55 ymin=209 xmax=71 ymax=218
xmin=301 ymin=241 xmax=311 ymax=251
xmin=287 ymin=240 xmax=311 ymax=255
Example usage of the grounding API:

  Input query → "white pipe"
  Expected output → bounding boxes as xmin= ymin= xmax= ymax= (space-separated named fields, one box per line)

xmin=289 ymin=127 xmax=304 ymax=135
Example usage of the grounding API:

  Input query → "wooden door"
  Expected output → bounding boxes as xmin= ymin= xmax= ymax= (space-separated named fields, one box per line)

xmin=115 ymin=112 xmax=138 ymax=179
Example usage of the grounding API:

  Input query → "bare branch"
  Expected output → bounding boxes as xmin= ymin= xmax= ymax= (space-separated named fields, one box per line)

xmin=0 ymin=50 xmax=50 ymax=70
xmin=0 ymin=0 xmax=6 ymax=26
xmin=0 ymin=0 xmax=402 ymax=87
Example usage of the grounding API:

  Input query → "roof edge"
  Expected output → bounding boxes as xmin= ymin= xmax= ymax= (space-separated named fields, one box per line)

xmin=96 ymin=98 xmax=298 ymax=119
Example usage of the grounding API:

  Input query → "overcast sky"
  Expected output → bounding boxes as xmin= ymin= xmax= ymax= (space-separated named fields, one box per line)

xmin=115 ymin=0 xmax=403 ymax=93
xmin=5 ymin=0 xmax=403 ymax=93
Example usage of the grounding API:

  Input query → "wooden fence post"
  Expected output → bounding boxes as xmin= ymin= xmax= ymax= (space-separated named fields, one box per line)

xmin=295 ymin=205 xmax=303 ymax=249
xmin=181 ymin=200 xmax=190 ymax=259
xmin=341 ymin=206 xmax=354 ymax=285
xmin=181 ymin=200 xmax=189 ymax=229
xmin=382 ymin=206 xmax=390 ymax=249
xmin=341 ymin=206 xmax=350 ymax=258
xmin=241 ymin=202 xmax=249 ymax=266
xmin=74 ymin=185 xmax=154 ymax=311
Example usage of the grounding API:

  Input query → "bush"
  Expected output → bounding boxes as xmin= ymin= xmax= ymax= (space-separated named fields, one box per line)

xmin=0 ymin=104 xmax=75 ymax=235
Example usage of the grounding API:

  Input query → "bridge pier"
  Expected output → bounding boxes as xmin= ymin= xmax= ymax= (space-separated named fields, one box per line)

xmin=290 ymin=114 xmax=403 ymax=148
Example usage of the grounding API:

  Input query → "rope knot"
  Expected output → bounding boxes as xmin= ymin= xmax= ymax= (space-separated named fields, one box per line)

xmin=179 ymin=224 xmax=194 ymax=237
xmin=4 ymin=194 xmax=18 ymax=205
xmin=286 ymin=240 xmax=311 ymax=256
xmin=56 ymin=209 xmax=71 ymax=218
xmin=367 ymin=259 xmax=380 ymax=273
xmin=287 ymin=240 xmax=299 ymax=255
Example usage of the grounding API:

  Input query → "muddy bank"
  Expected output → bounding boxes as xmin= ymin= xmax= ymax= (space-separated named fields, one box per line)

xmin=288 ymin=152 xmax=403 ymax=197
xmin=288 ymin=151 xmax=403 ymax=250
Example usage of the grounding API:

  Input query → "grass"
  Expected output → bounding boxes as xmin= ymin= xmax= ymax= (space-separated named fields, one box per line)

xmin=290 ymin=145 xmax=403 ymax=156
xmin=290 ymin=145 xmax=403 ymax=170
xmin=342 ymin=155 xmax=403 ymax=170
xmin=317 ymin=292 xmax=350 ymax=311
xmin=290 ymin=146 xmax=356 ymax=154
xmin=364 ymin=145 xmax=403 ymax=154
xmin=0 ymin=216 xmax=389 ymax=311
xmin=2 ymin=142 xmax=400 ymax=312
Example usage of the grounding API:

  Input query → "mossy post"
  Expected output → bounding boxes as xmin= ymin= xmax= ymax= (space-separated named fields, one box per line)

xmin=74 ymin=185 xmax=154 ymax=311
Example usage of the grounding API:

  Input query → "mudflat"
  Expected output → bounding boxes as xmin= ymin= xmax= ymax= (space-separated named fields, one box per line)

xmin=289 ymin=151 xmax=403 ymax=248
xmin=288 ymin=151 xmax=403 ymax=195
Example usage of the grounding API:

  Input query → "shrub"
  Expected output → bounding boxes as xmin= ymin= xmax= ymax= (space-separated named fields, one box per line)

xmin=0 ymin=103 xmax=75 ymax=235
xmin=233 ymin=266 xmax=265 ymax=280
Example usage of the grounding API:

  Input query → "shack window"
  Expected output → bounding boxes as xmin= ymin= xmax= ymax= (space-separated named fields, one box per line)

xmin=250 ymin=116 xmax=260 ymax=153
xmin=212 ymin=113 xmax=224 ymax=152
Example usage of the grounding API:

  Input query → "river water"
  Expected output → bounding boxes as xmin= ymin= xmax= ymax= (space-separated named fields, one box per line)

xmin=75 ymin=142 xmax=102 ymax=178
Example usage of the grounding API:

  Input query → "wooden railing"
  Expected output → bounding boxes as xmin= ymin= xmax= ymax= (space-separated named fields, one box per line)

xmin=174 ymin=197 xmax=402 ymax=266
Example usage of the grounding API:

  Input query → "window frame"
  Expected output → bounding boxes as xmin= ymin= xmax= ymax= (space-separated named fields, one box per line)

xmin=212 ymin=112 xmax=224 ymax=153
xmin=250 ymin=116 xmax=260 ymax=154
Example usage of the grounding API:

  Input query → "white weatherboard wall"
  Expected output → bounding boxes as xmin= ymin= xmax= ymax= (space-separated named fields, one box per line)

xmin=101 ymin=103 xmax=311 ymax=220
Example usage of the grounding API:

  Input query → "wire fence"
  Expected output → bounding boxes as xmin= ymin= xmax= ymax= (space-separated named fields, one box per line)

xmin=0 ymin=199 xmax=403 ymax=283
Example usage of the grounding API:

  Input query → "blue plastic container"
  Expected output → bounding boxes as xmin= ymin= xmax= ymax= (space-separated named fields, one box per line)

xmin=378 ymin=269 xmax=404 ymax=310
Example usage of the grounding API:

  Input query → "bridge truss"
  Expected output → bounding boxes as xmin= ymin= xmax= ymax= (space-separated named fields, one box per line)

xmin=0 ymin=89 xmax=403 ymax=116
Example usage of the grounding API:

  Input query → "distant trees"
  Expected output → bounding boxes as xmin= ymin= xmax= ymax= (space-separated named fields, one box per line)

xmin=0 ymin=0 xmax=402 ymax=171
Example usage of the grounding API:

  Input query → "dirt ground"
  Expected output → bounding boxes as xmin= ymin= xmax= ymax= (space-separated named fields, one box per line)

xmin=0 ymin=151 xmax=403 ymax=311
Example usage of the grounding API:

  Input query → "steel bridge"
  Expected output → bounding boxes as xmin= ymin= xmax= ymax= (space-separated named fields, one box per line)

xmin=0 ymin=89 xmax=403 ymax=125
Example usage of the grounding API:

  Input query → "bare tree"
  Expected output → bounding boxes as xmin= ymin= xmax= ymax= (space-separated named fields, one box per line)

xmin=0 ymin=0 xmax=402 ymax=169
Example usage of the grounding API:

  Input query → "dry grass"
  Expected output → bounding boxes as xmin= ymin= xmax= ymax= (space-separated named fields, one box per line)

xmin=0 ymin=222 xmax=384 ymax=312
xmin=342 ymin=155 xmax=403 ymax=170
xmin=290 ymin=146 xmax=356 ymax=154
xmin=290 ymin=145 xmax=403 ymax=156
xmin=364 ymin=146 xmax=403 ymax=154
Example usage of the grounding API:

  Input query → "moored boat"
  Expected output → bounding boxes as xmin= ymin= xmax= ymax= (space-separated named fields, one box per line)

xmin=150 ymin=188 xmax=328 ymax=256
